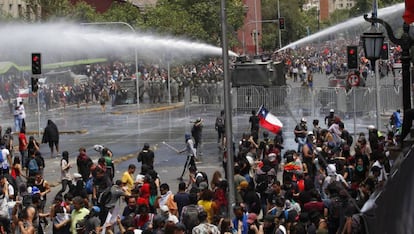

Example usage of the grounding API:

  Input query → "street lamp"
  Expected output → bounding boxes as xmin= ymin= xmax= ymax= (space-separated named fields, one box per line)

xmin=360 ymin=30 xmax=384 ymax=67
xmin=360 ymin=24 xmax=384 ymax=129
xmin=80 ymin=22 xmax=140 ymax=108
xmin=362 ymin=14 xmax=414 ymax=141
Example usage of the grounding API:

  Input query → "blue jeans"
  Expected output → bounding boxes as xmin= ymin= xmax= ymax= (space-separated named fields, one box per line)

xmin=297 ymin=137 xmax=306 ymax=153
xmin=14 ymin=117 xmax=20 ymax=132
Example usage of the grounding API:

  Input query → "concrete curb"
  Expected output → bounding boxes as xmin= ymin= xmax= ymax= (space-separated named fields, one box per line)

xmin=110 ymin=103 xmax=184 ymax=115
xmin=23 ymin=129 xmax=89 ymax=136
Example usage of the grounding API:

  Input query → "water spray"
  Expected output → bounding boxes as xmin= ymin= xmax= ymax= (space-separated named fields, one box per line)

xmin=0 ymin=21 xmax=237 ymax=64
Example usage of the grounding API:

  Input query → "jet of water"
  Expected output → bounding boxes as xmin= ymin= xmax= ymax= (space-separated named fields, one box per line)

xmin=0 ymin=21 xmax=236 ymax=65
xmin=278 ymin=3 xmax=405 ymax=51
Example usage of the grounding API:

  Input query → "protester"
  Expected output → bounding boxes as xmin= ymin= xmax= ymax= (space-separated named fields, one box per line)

xmin=42 ymin=119 xmax=60 ymax=158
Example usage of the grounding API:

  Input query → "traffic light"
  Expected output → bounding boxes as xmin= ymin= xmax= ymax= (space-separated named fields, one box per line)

xmin=347 ymin=46 xmax=358 ymax=69
xmin=380 ymin=42 xmax=389 ymax=60
xmin=278 ymin=17 xmax=285 ymax=30
xmin=31 ymin=53 xmax=42 ymax=75
xmin=31 ymin=77 xmax=38 ymax=92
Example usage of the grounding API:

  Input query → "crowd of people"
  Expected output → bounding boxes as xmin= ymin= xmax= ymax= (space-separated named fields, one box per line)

xmin=0 ymin=40 xmax=405 ymax=233
xmin=0 ymin=59 xmax=226 ymax=115
xmin=0 ymin=104 xmax=401 ymax=234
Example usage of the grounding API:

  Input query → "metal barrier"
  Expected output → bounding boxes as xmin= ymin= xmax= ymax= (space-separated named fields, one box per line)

xmin=231 ymin=85 xmax=403 ymax=119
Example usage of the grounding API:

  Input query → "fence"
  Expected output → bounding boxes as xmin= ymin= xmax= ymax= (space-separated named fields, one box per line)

xmin=232 ymin=85 xmax=403 ymax=119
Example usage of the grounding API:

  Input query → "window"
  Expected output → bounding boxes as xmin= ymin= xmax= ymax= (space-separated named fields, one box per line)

xmin=18 ymin=4 xmax=22 ymax=17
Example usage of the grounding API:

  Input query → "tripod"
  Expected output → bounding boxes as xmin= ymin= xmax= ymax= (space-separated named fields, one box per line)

xmin=178 ymin=154 xmax=197 ymax=181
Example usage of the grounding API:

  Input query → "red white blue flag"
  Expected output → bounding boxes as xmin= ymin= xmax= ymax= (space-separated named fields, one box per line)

xmin=257 ymin=105 xmax=283 ymax=134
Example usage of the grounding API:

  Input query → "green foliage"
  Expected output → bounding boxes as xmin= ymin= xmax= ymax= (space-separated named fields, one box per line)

xmin=99 ymin=2 xmax=144 ymax=27
xmin=24 ymin=0 xmax=72 ymax=21
xmin=68 ymin=1 xmax=98 ymax=22
xmin=144 ymin=0 xmax=244 ymax=45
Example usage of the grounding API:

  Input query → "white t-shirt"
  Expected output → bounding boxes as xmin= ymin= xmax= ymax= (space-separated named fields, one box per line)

xmin=1 ymin=148 xmax=10 ymax=170
xmin=61 ymin=159 xmax=71 ymax=180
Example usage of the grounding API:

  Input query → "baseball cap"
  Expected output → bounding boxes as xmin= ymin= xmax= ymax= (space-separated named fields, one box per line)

xmin=307 ymin=131 xmax=314 ymax=136
xmin=247 ymin=213 xmax=258 ymax=224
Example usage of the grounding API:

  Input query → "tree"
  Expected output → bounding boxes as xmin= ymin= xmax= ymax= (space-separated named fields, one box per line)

xmin=100 ymin=2 xmax=144 ymax=28
xmin=24 ymin=0 xmax=72 ymax=21
xmin=143 ymin=0 xmax=244 ymax=46
xmin=69 ymin=1 xmax=99 ymax=23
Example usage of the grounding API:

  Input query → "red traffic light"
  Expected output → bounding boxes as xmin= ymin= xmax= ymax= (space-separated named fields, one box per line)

xmin=349 ymin=49 xmax=355 ymax=55
xmin=32 ymin=56 xmax=39 ymax=62
xmin=382 ymin=44 xmax=388 ymax=50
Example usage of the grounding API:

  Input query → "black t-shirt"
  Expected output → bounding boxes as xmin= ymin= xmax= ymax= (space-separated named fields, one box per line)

xmin=138 ymin=149 xmax=155 ymax=167
xmin=294 ymin=124 xmax=307 ymax=138
xmin=249 ymin=115 xmax=260 ymax=131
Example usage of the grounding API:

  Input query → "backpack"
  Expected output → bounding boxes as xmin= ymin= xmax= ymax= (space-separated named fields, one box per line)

xmin=216 ymin=116 xmax=224 ymax=128
xmin=182 ymin=205 xmax=200 ymax=232
xmin=98 ymin=187 xmax=112 ymax=206
xmin=0 ymin=150 xmax=3 ymax=163
xmin=28 ymin=158 xmax=39 ymax=173
xmin=328 ymin=196 xmax=342 ymax=223
xmin=85 ymin=178 xmax=94 ymax=194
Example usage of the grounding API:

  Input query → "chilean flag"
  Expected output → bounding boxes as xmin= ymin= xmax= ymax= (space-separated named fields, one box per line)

xmin=257 ymin=105 xmax=283 ymax=134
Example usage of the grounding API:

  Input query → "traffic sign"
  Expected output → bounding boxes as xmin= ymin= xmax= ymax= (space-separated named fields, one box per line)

xmin=347 ymin=73 xmax=360 ymax=86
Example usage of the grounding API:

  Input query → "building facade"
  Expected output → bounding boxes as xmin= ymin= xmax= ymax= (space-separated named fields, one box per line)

xmin=235 ymin=0 xmax=263 ymax=56
xmin=0 ymin=0 xmax=38 ymax=20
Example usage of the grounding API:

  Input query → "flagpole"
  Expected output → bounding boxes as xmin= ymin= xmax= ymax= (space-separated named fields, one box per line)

xmin=256 ymin=105 xmax=263 ymax=115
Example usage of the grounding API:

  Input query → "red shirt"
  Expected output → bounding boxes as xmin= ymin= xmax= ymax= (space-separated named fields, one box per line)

xmin=18 ymin=133 xmax=27 ymax=151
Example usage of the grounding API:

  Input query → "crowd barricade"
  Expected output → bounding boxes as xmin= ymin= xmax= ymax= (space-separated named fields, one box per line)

xmin=224 ymin=85 xmax=403 ymax=119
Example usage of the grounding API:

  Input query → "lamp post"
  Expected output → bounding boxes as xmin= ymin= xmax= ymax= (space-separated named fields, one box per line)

xmin=277 ymin=0 xmax=282 ymax=49
xmin=80 ymin=22 xmax=140 ymax=108
xmin=360 ymin=24 xmax=384 ymax=130
xmin=362 ymin=14 xmax=414 ymax=140
xmin=221 ymin=0 xmax=236 ymax=218
xmin=254 ymin=0 xmax=259 ymax=55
